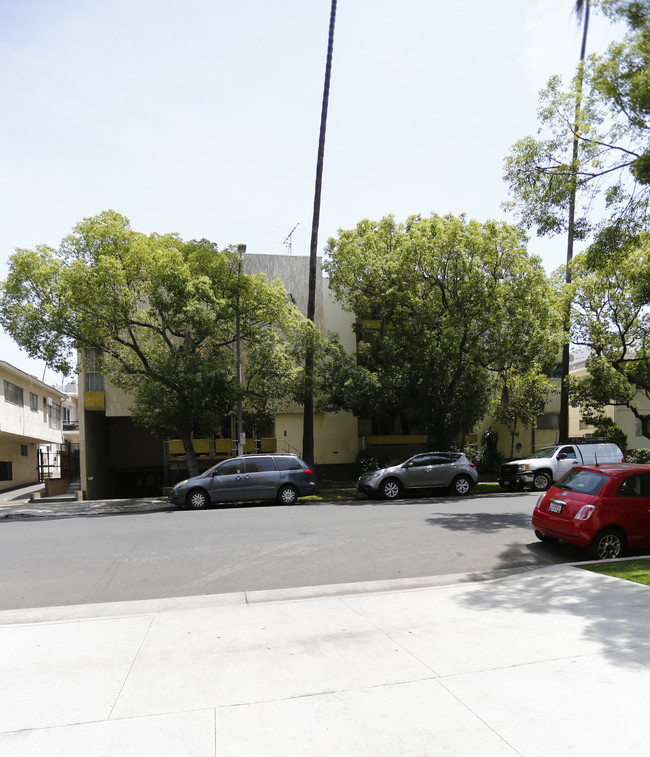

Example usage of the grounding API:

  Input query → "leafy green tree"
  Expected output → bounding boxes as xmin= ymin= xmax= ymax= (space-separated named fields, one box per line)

xmin=491 ymin=367 xmax=558 ymax=459
xmin=568 ymin=234 xmax=650 ymax=442
xmin=325 ymin=213 xmax=562 ymax=449
xmin=0 ymin=211 xmax=308 ymax=477
xmin=503 ymin=0 xmax=650 ymax=438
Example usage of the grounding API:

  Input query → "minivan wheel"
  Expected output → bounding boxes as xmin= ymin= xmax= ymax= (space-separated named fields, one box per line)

xmin=381 ymin=478 xmax=401 ymax=500
xmin=532 ymin=472 xmax=551 ymax=492
xmin=589 ymin=529 xmax=624 ymax=560
xmin=451 ymin=475 xmax=472 ymax=496
xmin=187 ymin=488 xmax=209 ymax=509
xmin=277 ymin=485 xmax=299 ymax=505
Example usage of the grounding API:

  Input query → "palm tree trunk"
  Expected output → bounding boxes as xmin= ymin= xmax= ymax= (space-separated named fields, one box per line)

xmin=303 ymin=0 xmax=337 ymax=465
xmin=560 ymin=0 xmax=590 ymax=441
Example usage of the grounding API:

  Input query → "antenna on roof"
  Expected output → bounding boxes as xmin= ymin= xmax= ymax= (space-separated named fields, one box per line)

xmin=283 ymin=223 xmax=299 ymax=254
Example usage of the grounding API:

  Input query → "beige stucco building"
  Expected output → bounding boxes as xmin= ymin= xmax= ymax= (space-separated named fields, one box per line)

xmin=78 ymin=252 xmax=650 ymax=500
xmin=568 ymin=350 xmax=650 ymax=451
xmin=79 ymin=254 xmax=359 ymax=499
xmin=0 ymin=361 xmax=70 ymax=492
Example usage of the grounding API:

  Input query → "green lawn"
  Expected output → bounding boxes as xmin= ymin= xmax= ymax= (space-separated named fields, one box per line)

xmin=582 ymin=559 xmax=650 ymax=587
xmin=304 ymin=481 xmax=504 ymax=502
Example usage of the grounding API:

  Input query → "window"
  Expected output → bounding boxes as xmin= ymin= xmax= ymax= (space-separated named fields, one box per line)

xmin=3 ymin=380 xmax=24 ymax=406
xmin=20 ymin=444 xmax=28 ymax=457
xmin=245 ymin=457 xmax=275 ymax=473
xmin=49 ymin=403 xmax=61 ymax=430
xmin=617 ymin=475 xmax=642 ymax=497
xmin=410 ymin=455 xmax=435 ymax=467
xmin=537 ymin=413 xmax=559 ymax=430
xmin=0 ymin=462 xmax=12 ymax=481
xmin=30 ymin=392 xmax=39 ymax=412
xmin=275 ymin=456 xmax=302 ymax=471
xmin=83 ymin=348 xmax=105 ymax=392
xmin=214 ymin=459 xmax=243 ymax=476
xmin=556 ymin=469 xmax=608 ymax=495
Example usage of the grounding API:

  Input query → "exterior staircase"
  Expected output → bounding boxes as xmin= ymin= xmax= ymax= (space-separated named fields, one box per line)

xmin=65 ymin=478 xmax=82 ymax=497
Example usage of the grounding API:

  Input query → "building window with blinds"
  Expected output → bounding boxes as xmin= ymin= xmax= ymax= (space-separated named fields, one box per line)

xmin=49 ymin=403 xmax=62 ymax=430
xmin=3 ymin=380 xmax=24 ymax=406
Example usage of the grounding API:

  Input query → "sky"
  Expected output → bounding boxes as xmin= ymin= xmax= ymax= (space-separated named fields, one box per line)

xmin=0 ymin=0 xmax=625 ymax=384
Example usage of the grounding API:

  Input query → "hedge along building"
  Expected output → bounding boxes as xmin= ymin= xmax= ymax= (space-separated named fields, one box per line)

xmin=78 ymin=253 xmax=359 ymax=500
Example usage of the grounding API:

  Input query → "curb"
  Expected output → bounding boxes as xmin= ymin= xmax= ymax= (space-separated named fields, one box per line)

xmin=0 ymin=563 xmax=550 ymax=625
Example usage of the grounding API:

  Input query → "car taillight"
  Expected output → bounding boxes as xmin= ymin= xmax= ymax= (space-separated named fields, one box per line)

xmin=469 ymin=463 xmax=476 ymax=469
xmin=535 ymin=495 xmax=544 ymax=508
xmin=304 ymin=468 xmax=314 ymax=477
xmin=575 ymin=505 xmax=595 ymax=520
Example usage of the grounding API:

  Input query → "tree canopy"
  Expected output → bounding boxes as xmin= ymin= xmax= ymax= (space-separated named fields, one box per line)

xmin=324 ymin=213 xmax=562 ymax=449
xmin=0 ymin=210 xmax=311 ymax=476
xmin=504 ymin=0 xmax=650 ymax=249
xmin=568 ymin=232 xmax=650 ymax=441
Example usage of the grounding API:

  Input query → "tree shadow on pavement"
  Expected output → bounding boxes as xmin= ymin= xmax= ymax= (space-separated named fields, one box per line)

xmin=455 ymin=544 xmax=650 ymax=668
xmin=425 ymin=511 xmax=532 ymax=533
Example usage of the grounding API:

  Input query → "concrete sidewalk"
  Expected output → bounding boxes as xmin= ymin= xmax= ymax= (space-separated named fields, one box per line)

xmin=1 ymin=564 xmax=650 ymax=756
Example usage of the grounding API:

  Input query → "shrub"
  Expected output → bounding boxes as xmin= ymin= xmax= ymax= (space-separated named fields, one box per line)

xmin=625 ymin=448 xmax=650 ymax=464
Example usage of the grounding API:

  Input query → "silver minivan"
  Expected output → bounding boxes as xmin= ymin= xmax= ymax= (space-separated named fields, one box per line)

xmin=170 ymin=454 xmax=316 ymax=509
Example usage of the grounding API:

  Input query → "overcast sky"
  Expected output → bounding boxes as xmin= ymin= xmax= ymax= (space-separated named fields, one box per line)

xmin=1 ymin=0 xmax=624 ymax=384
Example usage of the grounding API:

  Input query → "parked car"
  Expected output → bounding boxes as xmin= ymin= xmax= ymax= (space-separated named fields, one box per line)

xmin=499 ymin=440 xmax=624 ymax=492
xmin=170 ymin=454 xmax=316 ymax=509
xmin=532 ymin=463 xmax=650 ymax=559
xmin=357 ymin=452 xmax=478 ymax=499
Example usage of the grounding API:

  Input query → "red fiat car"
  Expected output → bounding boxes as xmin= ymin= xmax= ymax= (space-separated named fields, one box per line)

xmin=532 ymin=463 xmax=650 ymax=559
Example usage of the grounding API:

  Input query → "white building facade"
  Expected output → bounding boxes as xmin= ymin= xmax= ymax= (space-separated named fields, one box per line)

xmin=0 ymin=361 xmax=68 ymax=492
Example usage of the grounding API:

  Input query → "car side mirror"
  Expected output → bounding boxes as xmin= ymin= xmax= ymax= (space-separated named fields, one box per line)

xmin=557 ymin=453 xmax=566 ymax=460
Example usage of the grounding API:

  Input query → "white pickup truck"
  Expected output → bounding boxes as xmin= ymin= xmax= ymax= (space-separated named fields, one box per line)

xmin=498 ymin=441 xmax=625 ymax=492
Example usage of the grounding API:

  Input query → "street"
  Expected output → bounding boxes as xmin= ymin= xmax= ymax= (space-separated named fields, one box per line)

xmin=0 ymin=491 xmax=591 ymax=611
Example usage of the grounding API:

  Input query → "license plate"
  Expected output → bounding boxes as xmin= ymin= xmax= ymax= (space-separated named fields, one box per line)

xmin=549 ymin=501 xmax=563 ymax=514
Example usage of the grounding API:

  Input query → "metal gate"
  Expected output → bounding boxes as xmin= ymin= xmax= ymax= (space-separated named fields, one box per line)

xmin=38 ymin=443 xmax=80 ymax=483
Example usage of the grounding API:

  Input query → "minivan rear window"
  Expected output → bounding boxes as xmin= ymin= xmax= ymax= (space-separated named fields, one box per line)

xmin=275 ymin=456 xmax=303 ymax=471
xmin=555 ymin=469 xmax=608 ymax=495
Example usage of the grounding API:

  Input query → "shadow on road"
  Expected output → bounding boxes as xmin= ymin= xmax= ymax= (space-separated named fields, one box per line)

xmin=425 ymin=511 xmax=532 ymax=533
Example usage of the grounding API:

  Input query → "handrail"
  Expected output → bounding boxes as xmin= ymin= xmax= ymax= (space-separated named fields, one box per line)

xmin=274 ymin=438 xmax=303 ymax=457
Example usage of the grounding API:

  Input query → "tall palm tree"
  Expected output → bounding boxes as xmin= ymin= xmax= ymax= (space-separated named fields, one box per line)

xmin=559 ymin=0 xmax=590 ymax=441
xmin=303 ymin=0 xmax=337 ymax=465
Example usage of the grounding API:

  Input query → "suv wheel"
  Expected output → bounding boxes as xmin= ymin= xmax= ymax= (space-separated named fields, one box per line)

xmin=451 ymin=475 xmax=472 ymax=496
xmin=380 ymin=478 xmax=401 ymax=500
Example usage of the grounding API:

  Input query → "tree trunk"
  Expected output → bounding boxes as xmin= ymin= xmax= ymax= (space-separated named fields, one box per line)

xmin=560 ymin=0 xmax=590 ymax=441
xmin=181 ymin=429 xmax=199 ymax=478
xmin=303 ymin=0 xmax=337 ymax=466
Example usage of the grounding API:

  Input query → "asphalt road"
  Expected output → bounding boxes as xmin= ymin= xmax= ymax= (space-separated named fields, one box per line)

xmin=0 ymin=492 xmax=590 ymax=610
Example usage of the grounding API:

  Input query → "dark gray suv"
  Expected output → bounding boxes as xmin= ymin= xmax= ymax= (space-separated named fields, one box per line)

xmin=170 ymin=454 xmax=316 ymax=509
xmin=357 ymin=451 xmax=478 ymax=499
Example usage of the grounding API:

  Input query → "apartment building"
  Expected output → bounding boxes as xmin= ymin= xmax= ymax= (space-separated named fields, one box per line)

xmin=79 ymin=254 xmax=359 ymax=499
xmin=0 ymin=361 xmax=68 ymax=492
